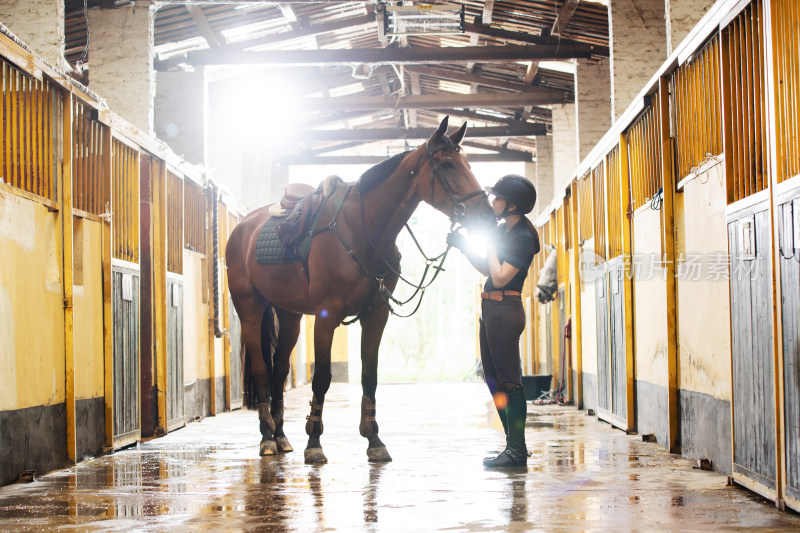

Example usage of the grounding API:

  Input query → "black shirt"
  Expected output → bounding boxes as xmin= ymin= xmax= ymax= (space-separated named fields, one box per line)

xmin=483 ymin=220 xmax=540 ymax=292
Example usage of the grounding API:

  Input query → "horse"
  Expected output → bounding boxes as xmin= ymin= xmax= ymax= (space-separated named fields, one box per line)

xmin=225 ymin=116 xmax=496 ymax=464
xmin=535 ymin=244 xmax=558 ymax=304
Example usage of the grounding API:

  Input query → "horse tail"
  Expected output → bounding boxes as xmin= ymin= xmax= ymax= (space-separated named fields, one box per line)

xmin=243 ymin=304 xmax=279 ymax=410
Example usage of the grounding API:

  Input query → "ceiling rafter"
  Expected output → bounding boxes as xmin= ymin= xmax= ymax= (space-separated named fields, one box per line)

xmin=185 ymin=5 xmax=226 ymax=47
xmin=291 ymin=90 xmax=567 ymax=111
xmin=274 ymin=151 xmax=533 ymax=165
xmin=171 ymin=43 xmax=598 ymax=67
xmin=464 ymin=19 xmax=608 ymax=57
xmin=294 ymin=124 xmax=545 ymax=142
xmin=551 ymin=0 xmax=580 ymax=37
xmin=155 ymin=13 xmax=375 ymax=70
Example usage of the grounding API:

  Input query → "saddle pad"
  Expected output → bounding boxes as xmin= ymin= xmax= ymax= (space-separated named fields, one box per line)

xmin=254 ymin=216 xmax=312 ymax=265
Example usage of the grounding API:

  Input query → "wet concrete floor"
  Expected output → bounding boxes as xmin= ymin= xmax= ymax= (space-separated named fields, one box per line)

xmin=1 ymin=381 xmax=799 ymax=532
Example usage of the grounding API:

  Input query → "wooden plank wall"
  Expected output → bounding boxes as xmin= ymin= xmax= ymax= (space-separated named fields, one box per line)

xmin=728 ymin=206 xmax=777 ymax=490
xmin=112 ymin=268 xmax=140 ymax=444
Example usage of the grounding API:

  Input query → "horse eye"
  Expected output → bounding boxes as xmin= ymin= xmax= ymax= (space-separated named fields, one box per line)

xmin=440 ymin=161 xmax=455 ymax=170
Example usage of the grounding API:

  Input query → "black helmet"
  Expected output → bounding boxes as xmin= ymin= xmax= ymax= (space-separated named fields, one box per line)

xmin=485 ymin=174 xmax=537 ymax=214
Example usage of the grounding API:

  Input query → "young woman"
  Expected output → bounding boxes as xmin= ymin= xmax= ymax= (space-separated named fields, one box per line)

xmin=448 ymin=174 xmax=539 ymax=468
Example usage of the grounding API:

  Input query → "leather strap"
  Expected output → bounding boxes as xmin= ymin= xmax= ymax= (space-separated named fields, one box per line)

xmin=305 ymin=395 xmax=325 ymax=435
xmin=481 ymin=290 xmax=522 ymax=301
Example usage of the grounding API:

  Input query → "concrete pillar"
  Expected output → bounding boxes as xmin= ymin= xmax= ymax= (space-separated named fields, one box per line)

xmin=0 ymin=0 xmax=65 ymax=70
xmin=576 ymin=59 xmax=612 ymax=161
xmin=155 ymin=69 xmax=205 ymax=165
xmin=552 ymin=103 xmax=578 ymax=194
xmin=608 ymin=0 xmax=667 ymax=120
xmin=533 ymin=136 xmax=554 ymax=220
xmin=88 ymin=3 xmax=154 ymax=134
xmin=666 ymin=0 xmax=716 ymax=55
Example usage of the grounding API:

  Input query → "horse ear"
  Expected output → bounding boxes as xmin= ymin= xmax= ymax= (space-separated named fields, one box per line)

xmin=433 ymin=115 xmax=449 ymax=139
xmin=449 ymin=122 xmax=467 ymax=145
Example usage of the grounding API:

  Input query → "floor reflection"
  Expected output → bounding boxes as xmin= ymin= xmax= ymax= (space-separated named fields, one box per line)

xmin=0 ymin=383 xmax=799 ymax=532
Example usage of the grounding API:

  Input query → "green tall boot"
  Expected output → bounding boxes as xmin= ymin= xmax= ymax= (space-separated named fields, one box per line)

xmin=483 ymin=387 xmax=528 ymax=468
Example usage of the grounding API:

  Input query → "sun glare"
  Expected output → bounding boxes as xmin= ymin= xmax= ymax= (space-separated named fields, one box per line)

xmin=220 ymin=76 xmax=300 ymax=144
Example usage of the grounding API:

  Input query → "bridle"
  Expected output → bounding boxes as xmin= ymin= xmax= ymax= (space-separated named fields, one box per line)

xmin=425 ymin=138 xmax=487 ymax=224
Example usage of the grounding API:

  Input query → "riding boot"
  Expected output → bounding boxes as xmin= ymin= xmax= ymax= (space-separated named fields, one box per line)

xmin=496 ymin=407 xmax=509 ymax=436
xmin=483 ymin=387 xmax=528 ymax=468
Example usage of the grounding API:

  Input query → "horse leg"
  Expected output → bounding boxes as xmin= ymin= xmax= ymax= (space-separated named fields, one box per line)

xmin=304 ymin=311 xmax=338 ymax=464
xmin=237 ymin=297 xmax=278 ymax=456
xmin=359 ymin=299 xmax=392 ymax=463
xmin=271 ymin=307 xmax=302 ymax=453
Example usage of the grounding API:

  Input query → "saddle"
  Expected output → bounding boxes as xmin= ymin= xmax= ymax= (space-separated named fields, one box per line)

xmin=255 ymin=176 xmax=344 ymax=266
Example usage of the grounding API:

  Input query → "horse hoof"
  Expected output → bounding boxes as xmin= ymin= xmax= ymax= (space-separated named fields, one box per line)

xmin=260 ymin=439 xmax=278 ymax=456
xmin=367 ymin=446 xmax=392 ymax=463
xmin=304 ymin=448 xmax=328 ymax=464
xmin=276 ymin=436 xmax=294 ymax=453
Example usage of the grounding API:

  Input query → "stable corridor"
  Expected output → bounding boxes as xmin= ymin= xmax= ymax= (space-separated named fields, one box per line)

xmin=0 ymin=382 xmax=797 ymax=532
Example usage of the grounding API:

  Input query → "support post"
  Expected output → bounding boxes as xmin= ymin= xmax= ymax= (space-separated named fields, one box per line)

xmin=62 ymin=91 xmax=75 ymax=463
xmin=101 ymin=127 xmax=114 ymax=447
xmin=619 ymin=133 xmax=636 ymax=430
xmin=569 ymin=181 xmax=584 ymax=409
xmin=658 ymin=76 xmax=680 ymax=453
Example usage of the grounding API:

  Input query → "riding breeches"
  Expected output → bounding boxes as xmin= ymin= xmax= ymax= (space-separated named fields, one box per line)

xmin=479 ymin=296 xmax=525 ymax=393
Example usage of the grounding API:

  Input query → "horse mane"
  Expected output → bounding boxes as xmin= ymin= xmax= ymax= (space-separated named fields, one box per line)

xmin=358 ymin=150 xmax=413 ymax=192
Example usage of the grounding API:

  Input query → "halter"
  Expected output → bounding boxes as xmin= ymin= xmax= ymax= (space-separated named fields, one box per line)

xmin=425 ymin=137 xmax=487 ymax=224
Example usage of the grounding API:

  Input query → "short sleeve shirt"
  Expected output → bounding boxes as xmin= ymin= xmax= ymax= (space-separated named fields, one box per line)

xmin=483 ymin=220 xmax=540 ymax=292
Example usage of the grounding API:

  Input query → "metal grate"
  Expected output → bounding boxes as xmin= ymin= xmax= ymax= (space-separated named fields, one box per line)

xmin=112 ymin=138 xmax=139 ymax=263
xmin=627 ymin=93 xmax=662 ymax=211
xmin=606 ymin=144 xmax=624 ymax=259
xmin=773 ymin=0 xmax=800 ymax=183
xmin=722 ymin=0 xmax=768 ymax=203
xmin=184 ymin=179 xmax=206 ymax=255
xmin=592 ymin=162 xmax=606 ymax=262
xmin=577 ymin=172 xmax=594 ymax=244
xmin=0 ymin=60 xmax=58 ymax=201
xmin=72 ymin=98 xmax=105 ymax=214
xmin=167 ymin=171 xmax=184 ymax=274
xmin=674 ymin=34 xmax=723 ymax=181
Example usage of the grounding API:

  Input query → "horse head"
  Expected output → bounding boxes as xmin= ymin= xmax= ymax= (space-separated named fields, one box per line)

xmin=535 ymin=244 xmax=558 ymax=304
xmin=415 ymin=116 xmax=495 ymax=233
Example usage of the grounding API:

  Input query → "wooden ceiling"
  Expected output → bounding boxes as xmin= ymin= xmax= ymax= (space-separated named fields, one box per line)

xmin=64 ymin=1 xmax=609 ymax=163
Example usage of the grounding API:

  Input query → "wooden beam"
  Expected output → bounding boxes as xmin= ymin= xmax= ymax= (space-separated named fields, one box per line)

xmin=658 ymin=76 xmax=679 ymax=454
xmin=521 ymin=61 xmax=541 ymax=121
xmin=465 ymin=19 xmax=609 ymax=57
xmin=291 ymin=90 xmax=567 ymax=111
xmin=406 ymin=65 xmax=531 ymax=93
xmin=175 ymin=43 xmax=599 ymax=67
xmin=275 ymin=151 xmax=533 ymax=165
xmin=186 ymin=5 xmax=225 ymax=47
xmin=155 ymin=13 xmax=375 ymax=70
xmin=295 ymin=124 xmax=545 ymax=142
xmin=551 ymin=0 xmax=580 ymax=37
xmin=429 ymin=107 xmax=552 ymax=125
xmin=482 ymin=0 xmax=495 ymax=25
xmin=429 ymin=108 xmax=537 ymax=126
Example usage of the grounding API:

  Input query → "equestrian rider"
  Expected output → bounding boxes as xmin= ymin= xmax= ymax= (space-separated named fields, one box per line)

xmin=447 ymin=174 xmax=539 ymax=468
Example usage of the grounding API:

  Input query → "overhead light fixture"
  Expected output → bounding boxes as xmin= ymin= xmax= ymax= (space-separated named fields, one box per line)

xmin=377 ymin=2 xmax=465 ymax=36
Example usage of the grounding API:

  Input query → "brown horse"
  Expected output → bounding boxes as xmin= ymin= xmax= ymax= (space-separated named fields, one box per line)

xmin=225 ymin=116 xmax=495 ymax=463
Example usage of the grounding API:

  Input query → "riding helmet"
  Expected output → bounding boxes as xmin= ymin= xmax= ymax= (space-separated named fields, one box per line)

xmin=485 ymin=174 xmax=537 ymax=214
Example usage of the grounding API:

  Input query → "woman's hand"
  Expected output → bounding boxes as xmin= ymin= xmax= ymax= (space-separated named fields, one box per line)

xmin=446 ymin=231 xmax=468 ymax=252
